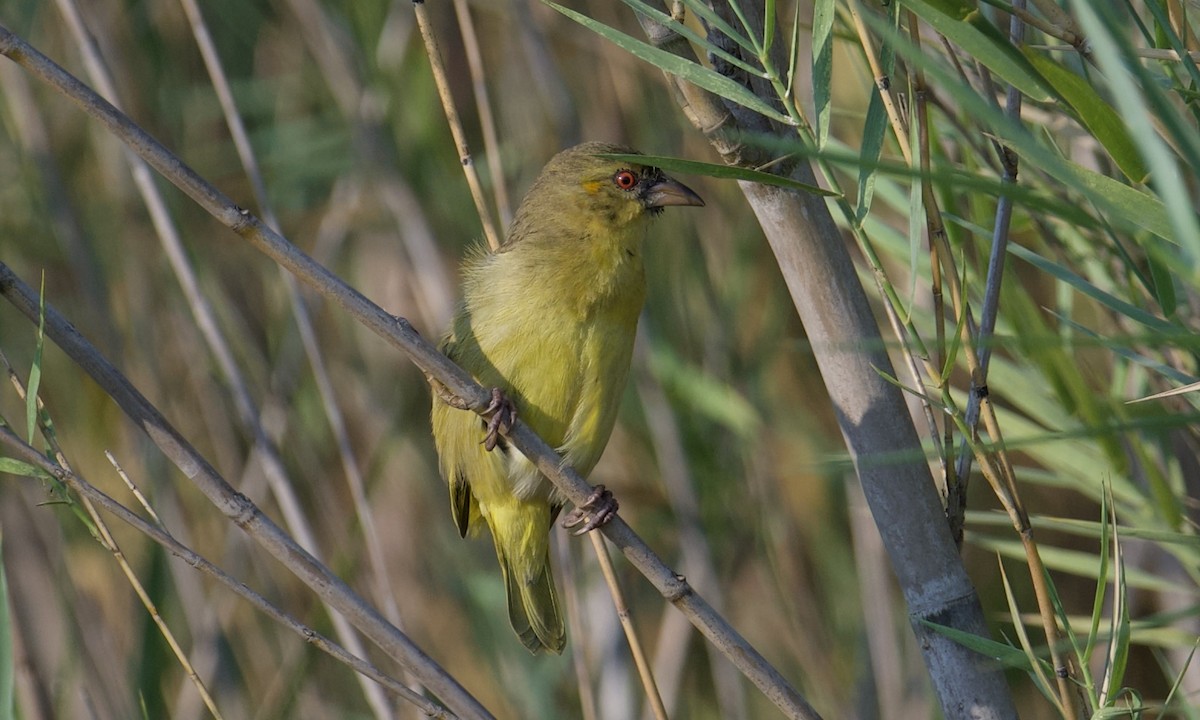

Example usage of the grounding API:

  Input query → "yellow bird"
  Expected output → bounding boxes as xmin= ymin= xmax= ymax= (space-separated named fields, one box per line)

xmin=430 ymin=142 xmax=704 ymax=653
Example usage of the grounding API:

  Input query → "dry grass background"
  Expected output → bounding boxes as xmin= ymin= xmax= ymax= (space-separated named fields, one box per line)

xmin=1 ymin=0 xmax=1198 ymax=718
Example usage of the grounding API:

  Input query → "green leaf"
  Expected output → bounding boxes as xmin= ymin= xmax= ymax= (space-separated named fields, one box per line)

xmin=1100 ymin=516 xmax=1132 ymax=707
xmin=974 ymin=536 xmax=1187 ymax=593
xmin=676 ymin=0 xmax=756 ymax=52
xmin=811 ymin=0 xmax=835 ymax=149
xmin=899 ymin=0 xmax=1054 ymax=102
xmin=858 ymin=9 xmax=1175 ymax=244
xmin=618 ymin=0 xmax=766 ymax=79
xmin=856 ymin=87 xmax=887 ymax=225
xmin=0 ymin=457 xmax=50 ymax=479
xmin=998 ymin=560 xmax=1058 ymax=701
xmin=919 ymin=618 xmax=1035 ymax=670
xmin=1146 ymin=241 xmax=1178 ymax=317
xmin=1007 ymin=244 xmax=1175 ymax=332
xmin=544 ymin=1 xmax=795 ymax=126
xmin=596 ymin=153 xmax=838 ymax=196
xmin=762 ymin=0 xmax=776 ymax=54
xmin=26 ymin=275 xmax=46 ymax=444
xmin=1069 ymin=0 xmax=1200 ymax=265
xmin=1023 ymin=49 xmax=1148 ymax=183
xmin=742 ymin=134 xmax=1102 ymax=228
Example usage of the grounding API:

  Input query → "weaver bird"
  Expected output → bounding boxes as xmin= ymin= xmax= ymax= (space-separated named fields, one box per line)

xmin=431 ymin=142 xmax=703 ymax=653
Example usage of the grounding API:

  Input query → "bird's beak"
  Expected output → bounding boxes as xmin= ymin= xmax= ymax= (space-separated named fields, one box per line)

xmin=643 ymin=176 xmax=705 ymax=209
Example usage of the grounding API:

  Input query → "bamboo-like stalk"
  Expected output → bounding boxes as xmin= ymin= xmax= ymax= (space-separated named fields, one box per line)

xmin=0 ymin=25 xmax=819 ymax=720
xmin=452 ymin=0 xmax=513 ymax=227
xmin=637 ymin=6 xmax=1017 ymax=718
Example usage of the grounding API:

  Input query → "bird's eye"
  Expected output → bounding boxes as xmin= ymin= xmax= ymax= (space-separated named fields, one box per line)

xmin=613 ymin=170 xmax=638 ymax=190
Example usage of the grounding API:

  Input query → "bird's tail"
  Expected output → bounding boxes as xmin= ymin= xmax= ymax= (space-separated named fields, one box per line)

xmin=487 ymin=503 xmax=565 ymax=654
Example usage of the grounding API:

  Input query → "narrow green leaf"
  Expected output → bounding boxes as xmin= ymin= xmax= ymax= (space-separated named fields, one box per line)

xmin=1158 ymin=642 xmax=1200 ymax=718
xmin=1055 ymin=161 xmax=1174 ymax=244
xmin=744 ymin=133 xmax=1103 ymax=229
xmin=0 ymin=457 xmax=50 ymax=479
xmin=919 ymin=618 xmax=1035 ymax=669
xmin=966 ymin=512 xmax=1200 ymax=550
xmin=1050 ymin=314 xmax=1197 ymax=390
xmin=762 ymin=0 xmax=776 ymax=54
xmin=1146 ymin=242 xmax=1178 ymax=317
xmin=723 ymin=0 xmax=759 ymax=53
xmin=1101 ymin=515 xmax=1131 ymax=706
xmin=998 ymin=559 xmax=1059 ymax=703
xmin=812 ymin=0 xmax=835 ymax=149
xmin=1084 ymin=489 xmax=1112 ymax=678
xmin=619 ymin=0 xmax=766 ymax=79
xmin=858 ymin=10 xmax=1175 ymax=244
xmin=26 ymin=276 xmax=46 ymax=443
xmin=1023 ymin=49 xmax=1148 ymax=183
xmin=545 ymin=1 xmax=794 ymax=126
xmin=785 ymin=0 xmax=802 ymax=95
xmin=597 ymin=153 xmax=838 ymax=196
xmin=855 ymin=87 xmax=887 ymax=224
xmin=1070 ymin=0 xmax=1200 ymax=265
xmin=677 ymin=0 xmax=756 ymax=53
xmin=899 ymin=0 xmax=1054 ymax=102
xmin=974 ymin=536 xmax=1186 ymax=593
xmin=1007 ymin=244 xmax=1175 ymax=332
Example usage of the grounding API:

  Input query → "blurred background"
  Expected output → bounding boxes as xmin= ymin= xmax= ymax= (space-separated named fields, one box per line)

xmin=1 ymin=0 xmax=1198 ymax=718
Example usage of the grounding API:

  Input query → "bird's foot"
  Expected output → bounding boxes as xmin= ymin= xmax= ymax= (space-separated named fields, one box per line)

xmin=561 ymin=485 xmax=618 ymax=535
xmin=481 ymin=387 xmax=517 ymax=452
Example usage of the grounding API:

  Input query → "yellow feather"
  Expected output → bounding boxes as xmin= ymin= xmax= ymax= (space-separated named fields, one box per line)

xmin=430 ymin=142 xmax=702 ymax=653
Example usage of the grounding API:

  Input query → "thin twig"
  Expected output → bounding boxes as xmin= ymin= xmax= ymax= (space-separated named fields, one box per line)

xmin=554 ymin=532 xmax=599 ymax=720
xmin=452 ymin=0 xmax=512 ymax=227
xmin=590 ymin=533 xmax=668 ymax=720
xmin=412 ymin=1 xmax=501 ymax=251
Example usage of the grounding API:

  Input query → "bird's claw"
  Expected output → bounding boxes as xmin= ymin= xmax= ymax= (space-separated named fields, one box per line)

xmin=561 ymin=485 xmax=618 ymax=535
xmin=482 ymin=387 xmax=516 ymax=452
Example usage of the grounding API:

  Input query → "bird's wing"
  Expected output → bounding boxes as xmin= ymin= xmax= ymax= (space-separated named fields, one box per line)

xmin=433 ymin=332 xmax=480 ymax=537
xmin=450 ymin=470 xmax=473 ymax=537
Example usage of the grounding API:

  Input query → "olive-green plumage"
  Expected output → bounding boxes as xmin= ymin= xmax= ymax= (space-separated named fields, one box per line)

xmin=431 ymin=142 xmax=703 ymax=653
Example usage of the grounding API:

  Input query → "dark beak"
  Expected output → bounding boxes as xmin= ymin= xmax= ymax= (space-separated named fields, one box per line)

xmin=642 ymin=176 xmax=705 ymax=209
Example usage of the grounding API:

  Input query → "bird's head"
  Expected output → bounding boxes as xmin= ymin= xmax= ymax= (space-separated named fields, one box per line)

xmin=505 ymin=142 xmax=704 ymax=248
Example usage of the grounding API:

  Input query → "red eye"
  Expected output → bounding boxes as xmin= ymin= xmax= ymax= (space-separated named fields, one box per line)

xmin=614 ymin=170 xmax=638 ymax=190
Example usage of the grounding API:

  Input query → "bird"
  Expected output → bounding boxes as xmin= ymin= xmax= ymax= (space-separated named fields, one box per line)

xmin=430 ymin=142 xmax=704 ymax=653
